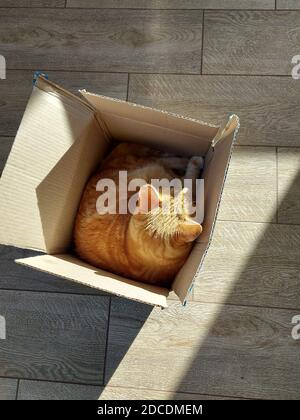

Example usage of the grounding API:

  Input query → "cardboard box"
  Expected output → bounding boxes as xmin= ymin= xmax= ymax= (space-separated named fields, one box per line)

xmin=0 ymin=77 xmax=239 ymax=308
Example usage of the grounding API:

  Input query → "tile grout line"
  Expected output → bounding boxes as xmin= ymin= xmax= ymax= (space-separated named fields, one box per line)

xmin=31 ymin=8 xmax=300 ymax=12
xmin=5 ymin=376 xmax=253 ymax=400
xmin=189 ymin=299 xmax=300 ymax=313
xmin=216 ymin=218 xmax=300 ymax=226
xmin=0 ymin=7 xmax=283 ymax=11
xmin=102 ymin=383 xmax=253 ymax=400
xmin=4 ymin=68 xmax=204 ymax=76
xmin=202 ymin=73 xmax=293 ymax=77
xmin=5 ymin=68 xmax=295 ymax=77
xmin=0 ymin=6 xmax=299 ymax=10
xmin=235 ymin=145 xmax=300 ymax=149
xmin=276 ymin=146 xmax=279 ymax=223
xmin=0 ymin=287 xmax=110 ymax=298
xmin=0 ymin=286 xmax=297 ymax=313
xmin=126 ymin=73 xmax=130 ymax=102
xmin=102 ymin=297 xmax=112 ymax=387
xmin=0 ymin=374 xmax=102 ymax=388
xmin=15 ymin=379 xmax=20 ymax=400
xmin=200 ymin=10 xmax=205 ymax=75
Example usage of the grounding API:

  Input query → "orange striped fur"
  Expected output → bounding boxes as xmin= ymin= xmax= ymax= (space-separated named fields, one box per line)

xmin=74 ymin=143 xmax=202 ymax=288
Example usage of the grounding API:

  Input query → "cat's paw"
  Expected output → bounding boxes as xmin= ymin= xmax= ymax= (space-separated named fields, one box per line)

xmin=190 ymin=156 xmax=204 ymax=169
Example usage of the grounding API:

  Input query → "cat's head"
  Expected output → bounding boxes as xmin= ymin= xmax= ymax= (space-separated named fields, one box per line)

xmin=134 ymin=184 xmax=202 ymax=244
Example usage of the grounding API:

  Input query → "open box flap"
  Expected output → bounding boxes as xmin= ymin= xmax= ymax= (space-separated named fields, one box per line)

xmin=80 ymin=90 xmax=219 ymax=156
xmin=16 ymin=254 xmax=169 ymax=308
xmin=0 ymin=77 xmax=106 ymax=253
xmin=172 ymin=115 xmax=240 ymax=303
xmin=200 ymin=115 xmax=240 ymax=244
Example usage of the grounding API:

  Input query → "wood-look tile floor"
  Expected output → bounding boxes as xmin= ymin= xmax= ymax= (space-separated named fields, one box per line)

xmin=0 ymin=0 xmax=299 ymax=400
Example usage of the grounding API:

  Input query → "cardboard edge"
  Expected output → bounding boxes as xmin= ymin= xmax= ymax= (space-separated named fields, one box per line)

xmin=0 ymin=242 xmax=46 ymax=254
xmin=15 ymin=256 xmax=169 ymax=309
xmin=79 ymin=90 xmax=219 ymax=129
xmin=179 ymin=114 xmax=240 ymax=305
xmin=37 ymin=77 xmax=95 ymax=113
xmin=37 ymin=77 xmax=111 ymax=144
xmin=204 ymin=114 xmax=240 ymax=247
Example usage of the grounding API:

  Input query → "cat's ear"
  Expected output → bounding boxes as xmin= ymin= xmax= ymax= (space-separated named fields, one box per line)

xmin=178 ymin=219 xmax=202 ymax=243
xmin=135 ymin=184 xmax=160 ymax=214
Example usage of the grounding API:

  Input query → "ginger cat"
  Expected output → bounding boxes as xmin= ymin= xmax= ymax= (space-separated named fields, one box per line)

xmin=74 ymin=143 xmax=203 ymax=288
